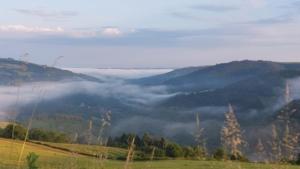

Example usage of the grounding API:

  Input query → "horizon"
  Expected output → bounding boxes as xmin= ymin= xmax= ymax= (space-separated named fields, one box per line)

xmin=2 ymin=57 xmax=300 ymax=69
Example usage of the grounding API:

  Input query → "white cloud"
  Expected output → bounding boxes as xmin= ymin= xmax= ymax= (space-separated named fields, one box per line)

xmin=14 ymin=9 xmax=78 ymax=20
xmin=248 ymin=0 xmax=267 ymax=8
xmin=101 ymin=27 xmax=122 ymax=37
xmin=0 ymin=25 xmax=64 ymax=33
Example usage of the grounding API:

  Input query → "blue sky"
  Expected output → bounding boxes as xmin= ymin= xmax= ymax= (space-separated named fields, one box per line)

xmin=0 ymin=0 xmax=299 ymax=68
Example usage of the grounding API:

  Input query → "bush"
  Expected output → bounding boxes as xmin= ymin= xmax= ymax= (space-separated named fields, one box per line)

xmin=296 ymin=153 xmax=300 ymax=165
xmin=182 ymin=146 xmax=196 ymax=158
xmin=230 ymin=153 xmax=248 ymax=162
xmin=26 ymin=152 xmax=39 ymax=169
xmin=2 ymin=124 xmax=26 ymax=140
xmin=154 ymin=148 xmax=166 ymax=158
xmin=0 ymin=128 xmax=4 ymax=136
xmin=213 ymin=148 xmax=226 ymax=160
xmin=29 ymin=128 xmax=70 ymax=143
xmin=165 ymin=143 xmax=183 ymax=158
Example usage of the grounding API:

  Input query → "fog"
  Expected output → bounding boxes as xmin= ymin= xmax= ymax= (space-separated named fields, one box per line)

xmin=1 ymin=68 xmax=298 ymax=147
xmin=0 ymin=69 xmax=176 ymax=119
xmin=63 ymin=68 xmax=173 ymax=79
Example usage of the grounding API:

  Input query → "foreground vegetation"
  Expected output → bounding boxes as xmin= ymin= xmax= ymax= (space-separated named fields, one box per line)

xmin=0 ymin=138 xmax=299 ymax=169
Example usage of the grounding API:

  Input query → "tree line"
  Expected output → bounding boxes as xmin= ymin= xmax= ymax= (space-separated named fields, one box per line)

xmin=0 ymin=124 xmax=70 ymax=143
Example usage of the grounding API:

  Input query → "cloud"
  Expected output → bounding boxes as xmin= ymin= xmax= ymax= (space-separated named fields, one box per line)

xmin=0 ymin=25 xmax=64 ymax=33
xmin=14 ymin=9 xmax=78 ymax=20
xmin=101 ymin=27 xmax=122 ymax=37
xmin=246 ymin=14 xmax=294 ymax=25
xmin=64 ymin=68 xmax=173 ymax=79
xmin=16 ymin=27 xmax=253 ymax=48
xmin=170 ymin=12 xmax=203 ymax=21
xmin=248 ymin=0 xmax=267 ymax=8
xmin=191 ymin=4 xmax=238 ymax=12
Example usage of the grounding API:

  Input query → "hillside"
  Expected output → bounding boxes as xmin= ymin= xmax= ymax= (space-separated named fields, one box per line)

xmin=276 ymin=99 xmax=300 ymax=120
xmin=0 ymin=58 xmax=101 ymax=85
xmin=134 ymin=60 xmax=300 ymax=92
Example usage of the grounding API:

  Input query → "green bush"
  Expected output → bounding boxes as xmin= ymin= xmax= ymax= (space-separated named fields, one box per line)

xmin=0 ymin=128 xmax=4 ymax=136
xmin=213 ymin=148 xmax=226 ymax=160
xmin=165 ymin=143 xmax=183 ymax=158
xmin=2 ymin=124 xmax=26 ymax=140
xmin=26 ymin=152 xmax=39 ymax=169
xmin=230 ymin=153 xmax=248 ymax=162
xmin=29 ymin=128 xmax=70 ymax=143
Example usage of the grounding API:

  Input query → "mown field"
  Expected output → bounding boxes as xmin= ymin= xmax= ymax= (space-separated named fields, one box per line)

xmin=0 ymin=138 xmax=299 ymax=169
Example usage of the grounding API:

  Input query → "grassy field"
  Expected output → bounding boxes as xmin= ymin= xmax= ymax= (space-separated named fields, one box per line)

xmin=30 ymin=140 xmax=127 ymax=159
xmin=0 ymin=138 xmax=299 ymax=169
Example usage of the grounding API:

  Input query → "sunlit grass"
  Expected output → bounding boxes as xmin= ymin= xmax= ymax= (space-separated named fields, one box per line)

xmin=0 ymin=138 xmax=298 ymax=169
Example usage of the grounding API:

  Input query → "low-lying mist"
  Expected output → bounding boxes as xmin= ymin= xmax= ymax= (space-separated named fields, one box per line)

xmin=0 ymin=79 xmax=175 ymax=119
xmin=1 ymin=69 xmax=299 ymax=147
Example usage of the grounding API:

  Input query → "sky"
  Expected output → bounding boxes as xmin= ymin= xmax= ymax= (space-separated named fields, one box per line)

xmin=0 ymin=0 xmax=300 ymax=68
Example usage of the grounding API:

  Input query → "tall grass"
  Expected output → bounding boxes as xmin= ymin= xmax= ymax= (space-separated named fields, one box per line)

xmin=124 ymin=137 xmax=135 ymax=169
xmin=14 ymin=56 xmax=65 ymax=168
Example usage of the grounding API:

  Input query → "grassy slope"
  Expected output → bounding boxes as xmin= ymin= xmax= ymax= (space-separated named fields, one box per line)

xmin=31 ymin=140 xmax=127 ymax=159
xmin=0 ymin=138 xmax=299 ymax=169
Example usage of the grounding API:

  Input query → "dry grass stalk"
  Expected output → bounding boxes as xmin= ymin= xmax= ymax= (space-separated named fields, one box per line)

xmin=281 ymin=124 xmax=299 ymax=161
xmin=255 ymin=138 xmax=268 ymax=163
xmin=17 ymin=56 xmax=64 ymax=168
xmin=17 ymin=89 xmax=46 ymax=168
xmin=124 ymin=136 xmax=135 ymax=169
xmin=194 ymin=113 xmax=206 ymax=159
xmin=88 ymin=119 xmax=93 ymax=145
xmin=97 ymin=111 xmax=112 ymax=145
xmin=221 ymin=104 xmax=246 ymax=159
xmin=269 ymin=124 xmax=281 ymax=162
xmin=145 ymin=147 xmax=156 ymax=169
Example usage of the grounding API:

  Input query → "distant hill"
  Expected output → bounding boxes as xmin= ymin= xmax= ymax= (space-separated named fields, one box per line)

xmin=134 ymin=60 xmax=300 ymax=92
xmin=0 ymin=58 xmax=101 ymax=85
xmin=3 ymin=59 xmax=300 ymax=149
xmin=132 ymin=61 xmax=300 ymax=112
xmin=131 ymin=66 xmax=204 ymax=86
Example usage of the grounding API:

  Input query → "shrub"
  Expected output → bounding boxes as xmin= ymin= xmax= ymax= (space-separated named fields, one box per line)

xmin=29 ymin=128 xmax=70 ymax=143
xmin=26 ymin=152 xmax=39 ymax=169
xmin=165 ymin=143 xmax=183 ymax=158
xmin=213 ymin=148 xmax=226 ymax=160
xmin=230 ymin=153 xmax=248 ymax=162
xmin=182 ymin=146 xmax=196 ymax=158
xmin=2 ymin=124 xmax=26 ymax=140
